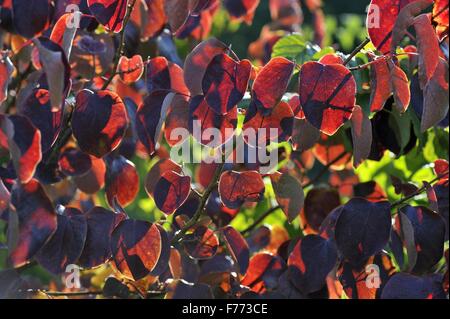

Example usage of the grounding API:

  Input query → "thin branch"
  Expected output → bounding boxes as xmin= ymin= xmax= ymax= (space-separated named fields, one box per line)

xmin=241 ymin=206 xmax=281 ymax=236
xmin=22 ymin=289 xmax=104 ymax=297
xmin=101 ymin=0 xmax=137 ymax=90
xmin=343 ymin=37 xmax=370 ymax=66
xmin=170 ymin=162 xmax=226 ymax=245
xmin=390 ymin=174 xmax=448 ymax=209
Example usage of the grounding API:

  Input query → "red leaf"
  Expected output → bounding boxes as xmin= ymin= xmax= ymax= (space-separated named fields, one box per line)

xmin=184 ymin=38 xmax=229 ymax=96
xmin=145 ymin=158 xmax=182 ymax=197
xmin=110 ymin=220 xmax=169 ymax=280
xmin=183 ymin=225 xmax=219 ymax=260
xmin=135 ymin=90 xmax=176 ymax=156
xmin=222 ymin=226 xmax=250 ymax=274
xmin=58 ymin=147 xmax=92 ymax=177
xmin=87 ymin=0 xmax=128 ymax=33
xmin=251 ymin=57 xmax=294 ymax=111
xmin=319 ymin=53 xmax=344 ymax=65
xmin=0 ymin=115 xmax=42 ymax=184
xmin=433 ymin=0 xmax=449 ymax=39
xmin=388 ymin=60 xmax=411 ymax=113
xmin=368 ymin=54 xmax=391 ymax=112
xmin=35 ymin=207 xmax=87 ymax=274
xmin=298 ymin=61 xmax=356 ymax=135
xmin=105 ymin=155 xmax=139 ymax=208
xmin=118 ymin=55 xmax=144 ymax=84
xmin=9 ymin=179 xmax=57 ymax=268
xmin=73 ymin=156 xmax=106 ymax=194
xmin=350 ymin=105 xmax=372 ymax=168
xmin=367 ymin=0 xmax=418 ymax=54
xmin=146 ymin=57 xmax=189 ymax=96
xmin=164 ymin=94 xmax=191 ymax=147
xmin=414 ymin=14 xmax=440 ymax=88
xmin=218 ymin=170 xmax=265 ymax=209
xmin=72 ymin=89 xmax=128 ymax=158
xmin=154 ymin=170 xmax=191 ymax=215
xmin=189 ymin=95 xmax=238 ymax=148
xmin=202 ymin=53 xmax=252 ymax=115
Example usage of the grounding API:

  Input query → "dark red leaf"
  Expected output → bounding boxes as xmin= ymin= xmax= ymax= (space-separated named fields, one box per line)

xmin=8 ymin=179 xmax=57 ymax=267
xmin=218 ymin=170 xmax=265 ymax=209
xmin=335 ymin=198 xmax=392 ymax=267
xmin=241 ymin=253 xmax=285 ymax=293
xmin=298 ymin=61 xmax=356 ymax=135
xmin=202 ymin=53 xmax=252 ymax=115
xmin=183 ymin=225 xmax=219 ymax=260
xmin=72 ymin=89 xmax=128 ymax=158
xmin=78 ymin=206 xmax=125 ymax=268
xmin=0 ymin=52 xmax=14 ymax=103
xmin=189 ymin=95 xmax=238 ymax=147
xmin=302 ymin=187 xmax=341 ymax=234
xmin=154 ymin=170 xmax=191 ymax=215
xmin=288 ymin=234 xmax=337 ymax=294
xmin=164 ymin=94 xmax=190 ymax=147
xmin=243 ymin=101 xmax=294 ymax=147
xmin=271 ymin=172 xmax=304 ymax=223
xmin=223 ymin=0 xmax=260 ymax=24
xmin=184 ymin=38 xmax=229 ymax=96
xmin=368 ymin=54 xmax=391 ymax=112
xmin=87 ymin=0 xmax=127 ymax=33
xmin=145 ymin=158 xmax=182 ymax=197
xmin=0 ymin=114 xmax=42 ymax=184
xmin=35 ymin=207 xmax=87 ymax=274
xmin=350 ymin=105 xmax=372 ymax=168
xmin=400 ymin=205 xmax=446 ymax=274
xmin=110 ymin=220 xmax=169 ymax=280
xmin=222 ymin=226 xmax=250 ymax=274
xmin=381 ymin=273 xmax=446 ymax=299
xmin=12 ymin=0 xmax=52 ymax=38
xmin=58 ymin=147 xmax=92 ymax=177
xmin=135 ymin=90 xmax=175 ymax=156
xmin=73 ymin=156 xmax=106 ymax=194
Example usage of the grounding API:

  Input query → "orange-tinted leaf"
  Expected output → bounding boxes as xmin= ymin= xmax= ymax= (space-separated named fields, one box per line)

xmin=243 ymin=101 xmax=294 ymax=147
xmin=388 ymin=60 xmax=411 ymax=113
xmin=298 ymin=61 xmax=356 ymax=135
xmin=105 ymin=155 xmax=139 ymax=208
xmin=223 ymin=0 xmax=260 ymax=24
xmin=218 ymin=170 xmax=265 ymax=209
xmin=58 ymin=147 xmax=92 ymax=177
xmin=0 ymin=115 xmax=42 ymax=184
xmin=146 ymin=57 xmax=189 ymax=96
xmin=251 ymin=57 xmax=294 ymax=111
xmin=111 ymin=220 xmax=169 ymax=280
xmin=118 ymin=55 xmax=144 ymax=84
xmin=145 ymin=158 xmax=182 ymax=197
xmin=368 ymin=54 xmax=391 ymax=112
xmin=183 ymin=225 xmax=219 ymax=260
xmin=73 ymin=156 xmax=106 ymax=194
xmin=189 ymin=95 xmax=238 ymax=148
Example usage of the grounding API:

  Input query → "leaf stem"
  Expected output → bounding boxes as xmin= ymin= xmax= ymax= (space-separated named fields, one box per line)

xmin=241 ymin=205 xmax=281 ymax=236
xmin=101 ymin=0 xmax=137 ymax=90
xmin=343 ymin=37 xmax=370 ymax=66
xmin=170 ymin=162 xmax=226 ymax=245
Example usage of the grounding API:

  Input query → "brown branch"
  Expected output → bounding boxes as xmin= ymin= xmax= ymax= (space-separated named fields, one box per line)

xmin=343 ymin=37 xmax=370 ymax=66
xmin=170 ymin=162 xmax=226 ymax=245
xmin=241 ymin=205 xmax=281 ymax=236
xmin=101 ymin=0 xmax=137 ymax=90
xmin=390 ymin=173 xmax=448 ymax=209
